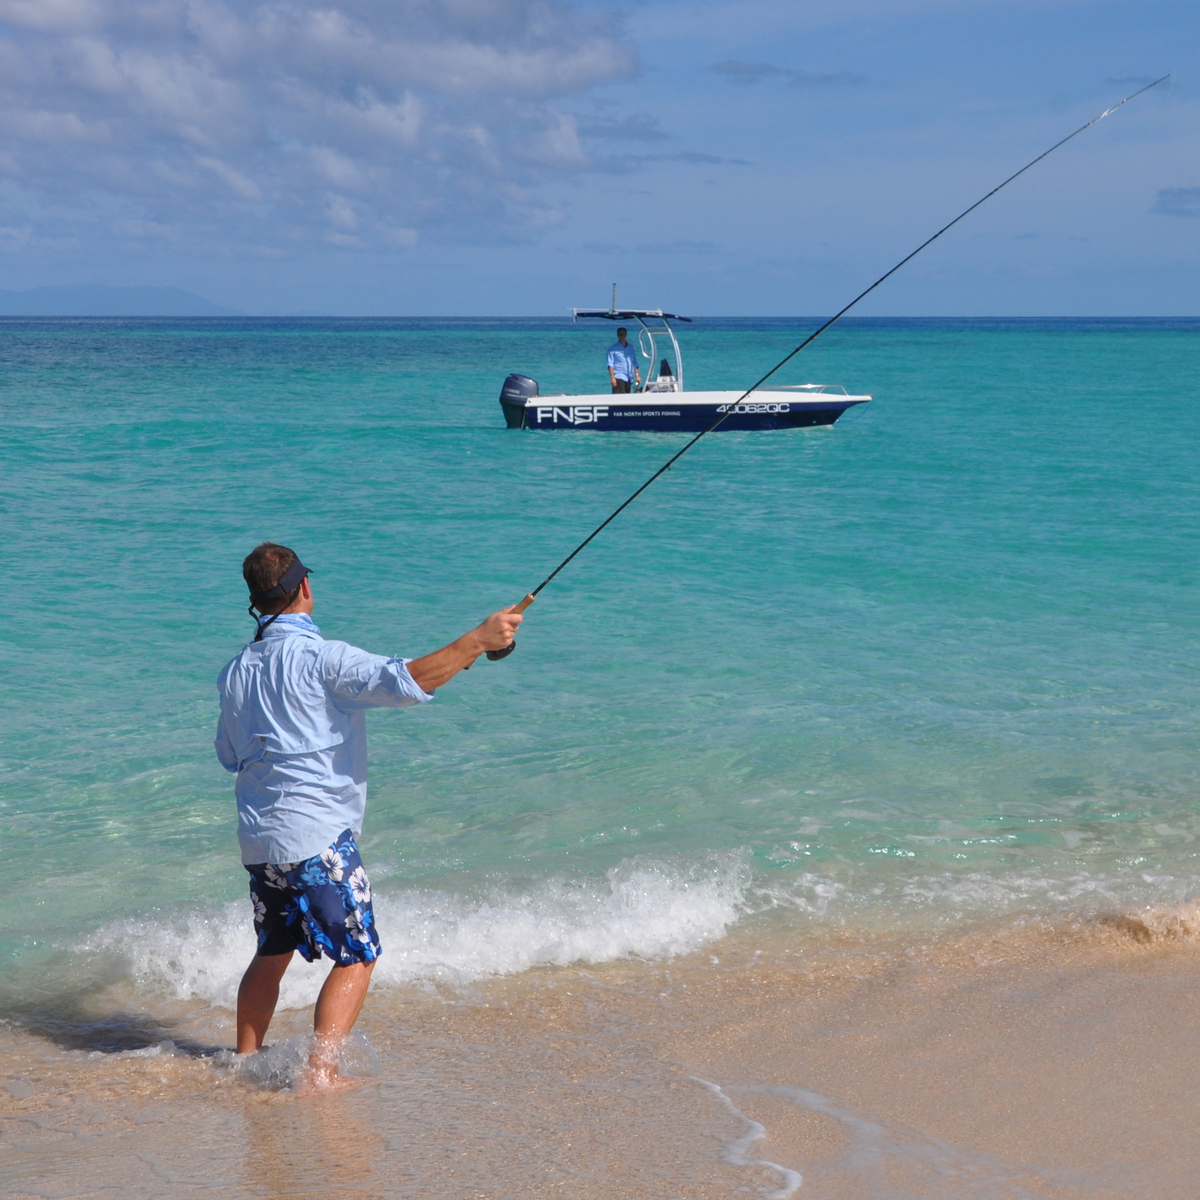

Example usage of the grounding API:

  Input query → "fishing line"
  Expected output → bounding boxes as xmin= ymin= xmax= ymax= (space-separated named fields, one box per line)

xmin=486 ymin=74 xmax=1172 ymax=660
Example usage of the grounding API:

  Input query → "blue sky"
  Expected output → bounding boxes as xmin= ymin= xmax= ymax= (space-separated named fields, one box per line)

xmin=0 ymin=0 xmax=1195 ymax=314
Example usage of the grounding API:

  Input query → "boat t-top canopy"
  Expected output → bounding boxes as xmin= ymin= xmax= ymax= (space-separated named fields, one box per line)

xmin=572 ymin=308 xmax=692 ymax=322
xmin=572 ymin=293 xmax=692 ymax=391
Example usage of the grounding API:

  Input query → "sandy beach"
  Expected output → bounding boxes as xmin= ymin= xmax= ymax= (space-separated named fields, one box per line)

xmin=5 ymin=909 xmax=1200 ymax=1198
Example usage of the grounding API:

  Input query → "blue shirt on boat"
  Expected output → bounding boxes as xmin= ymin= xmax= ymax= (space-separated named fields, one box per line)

xmin=214 ymin=613 xmax=432 ymax=866
xmin=607 ymin=341 xmax=639 ymax=382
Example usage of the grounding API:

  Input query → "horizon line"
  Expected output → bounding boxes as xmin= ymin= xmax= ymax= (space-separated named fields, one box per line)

xmin=1 ymin=313 xmax=1197 ymax=321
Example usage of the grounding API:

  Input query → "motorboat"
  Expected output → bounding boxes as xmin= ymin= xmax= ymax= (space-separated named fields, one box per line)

xmin=499 ymin=305 xmax=871 ymax=432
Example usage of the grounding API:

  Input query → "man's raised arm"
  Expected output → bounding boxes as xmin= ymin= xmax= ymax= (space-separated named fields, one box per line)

xmin=405 ymin=606 xmax=523 ymax=692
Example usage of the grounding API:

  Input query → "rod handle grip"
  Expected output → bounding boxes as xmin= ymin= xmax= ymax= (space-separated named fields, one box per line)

xmin=486 ymin=594 xmax=536 ymax=661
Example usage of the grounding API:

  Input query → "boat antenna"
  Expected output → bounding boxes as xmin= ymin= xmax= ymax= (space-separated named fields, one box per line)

xmin=486 ymin=74 xmax=1172 ymax=659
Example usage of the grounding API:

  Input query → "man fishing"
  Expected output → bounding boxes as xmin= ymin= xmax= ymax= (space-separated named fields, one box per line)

xmin=607 ymin=326 xmax=640 ymax=393
xmin=215 ymin=541 xmax=522 ymax=1090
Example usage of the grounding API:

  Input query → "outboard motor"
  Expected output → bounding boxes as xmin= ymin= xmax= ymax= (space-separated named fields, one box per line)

xmin=499 ymin=373 xmax=538 ymax=428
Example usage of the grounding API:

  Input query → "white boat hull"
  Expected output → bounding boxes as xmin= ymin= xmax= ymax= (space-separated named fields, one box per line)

xmin=501 ymin=389 xmax=871 ymax=432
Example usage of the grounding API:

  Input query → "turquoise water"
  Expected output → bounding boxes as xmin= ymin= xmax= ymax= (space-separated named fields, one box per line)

xmin=2 ymin=316 xmax=1199 ymax=1004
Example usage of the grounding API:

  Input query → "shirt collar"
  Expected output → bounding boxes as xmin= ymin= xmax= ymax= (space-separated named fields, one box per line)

xmin=255 ymin=612 xmax=322 ymax=638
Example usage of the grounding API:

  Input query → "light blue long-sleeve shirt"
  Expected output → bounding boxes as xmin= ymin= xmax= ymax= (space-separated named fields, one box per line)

xmin=607 ymin=341 xmax=639 ymax=382
xmin=215 ymin=613 xmax=432 ymax=865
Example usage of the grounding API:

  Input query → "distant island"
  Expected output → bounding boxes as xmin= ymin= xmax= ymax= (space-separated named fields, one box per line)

xmin=0 ymin=285 xmax=240 ymax=317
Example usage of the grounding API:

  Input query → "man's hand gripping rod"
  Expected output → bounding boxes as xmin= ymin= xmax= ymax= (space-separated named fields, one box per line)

xmin=484 ymin=75 xmax=1171 ymax=663
xmin=485 ymin=593 xmax=536 ymax=660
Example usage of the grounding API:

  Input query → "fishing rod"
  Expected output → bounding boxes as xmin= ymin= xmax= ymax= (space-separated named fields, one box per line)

xmin=486 ymin=73 xmax=1172 ymax=662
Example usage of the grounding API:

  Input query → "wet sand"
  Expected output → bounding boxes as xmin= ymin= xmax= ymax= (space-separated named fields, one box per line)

xmin=3 ymin=915 xmax=1200 ymax=1198
xmin=657 ymin=922 xmax=1200 ymax=1197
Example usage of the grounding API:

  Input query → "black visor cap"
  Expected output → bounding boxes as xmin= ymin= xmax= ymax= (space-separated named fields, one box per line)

xmin=250 ymin=558 xmax=311 ymax=607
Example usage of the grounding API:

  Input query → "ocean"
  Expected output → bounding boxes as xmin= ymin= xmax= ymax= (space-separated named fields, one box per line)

xmin=3 ymin=315 xmax=1200 ymax=1197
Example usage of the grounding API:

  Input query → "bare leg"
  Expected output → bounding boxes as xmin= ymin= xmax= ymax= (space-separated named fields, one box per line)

xmin=305 ymin=960 xmax=375 ymax=1090
xmin=236 ymin=951 xmax=294 ymax=1054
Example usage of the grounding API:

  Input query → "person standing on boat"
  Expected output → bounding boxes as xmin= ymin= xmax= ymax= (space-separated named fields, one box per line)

xmin=215 ymin=542 xmax=522 ymax=1090
xmin=607 ymin=327 xmax=641 ymax=393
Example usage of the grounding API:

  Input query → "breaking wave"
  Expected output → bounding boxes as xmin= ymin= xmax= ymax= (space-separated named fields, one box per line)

xmin=81 ymin=852 xmax=752 ymax=1010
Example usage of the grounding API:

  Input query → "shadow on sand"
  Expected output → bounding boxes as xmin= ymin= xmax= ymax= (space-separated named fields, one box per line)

xmin=4 ymin=998 xmax=226 ymax=1059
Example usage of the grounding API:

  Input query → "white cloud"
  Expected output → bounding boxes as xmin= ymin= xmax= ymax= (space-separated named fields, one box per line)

xmin=0 ymin=223 xmax=35 ymax=251
xmin=325 ymin=193 xmax=359 ymax=231
xmin=0 ymin=0 xmax=635 ymax=253
xmin=310 ymin=147 xmax=366 ymax=189
xmin=328 ymin=93 xmax=424 ymax=149
xmin=113 ymin=216 xmax=180 ymax=240
xmin=4 ymin=108 xmax=109 ymax=143
xmin=379 ymin=225 xmax=419 ymax=246
xmin=195 ymin=155 xmax=263 ymax=200
xmin=0 ymin=0 xmax=107 ymax=35
xmin=519 ymin=112 xmax=589 ymax=168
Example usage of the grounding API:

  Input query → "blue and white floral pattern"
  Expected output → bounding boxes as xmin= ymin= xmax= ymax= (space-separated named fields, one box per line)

xmin=345 ymin=906 xmax=373 ymax=945
xmin=348 ymin=865 xmax=371 ymax=906
xmin=245 ymin=830 xmax=381 ymax=965
xmin=262 ymin=863 xmax=294 ymax=889
xmin=320 ymin=846 xmax=345 ymax=882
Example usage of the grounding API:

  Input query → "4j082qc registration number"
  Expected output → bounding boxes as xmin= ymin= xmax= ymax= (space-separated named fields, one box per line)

xmin=717 ymin=402 xmax=793 ymax=414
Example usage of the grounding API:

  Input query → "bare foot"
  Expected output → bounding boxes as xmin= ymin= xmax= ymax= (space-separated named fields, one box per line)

xmin=297 ymin=1060 xmax=368 ymax=1096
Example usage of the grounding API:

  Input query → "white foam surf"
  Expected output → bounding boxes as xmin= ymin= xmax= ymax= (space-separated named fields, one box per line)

xmin=76 ymin=847 xmax=1200 ymax=1014
xmin=756 ymin=863 xmax=1200 ymax=934
xmin=232 ymin=1030 xmax=381 ymax=1090
xmin=81 ymin=851 xmax=751 ymax=1010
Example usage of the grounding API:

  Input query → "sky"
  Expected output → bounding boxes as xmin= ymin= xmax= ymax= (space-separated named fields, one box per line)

xmin=0 ymin=0 xmax=1195 ymax=315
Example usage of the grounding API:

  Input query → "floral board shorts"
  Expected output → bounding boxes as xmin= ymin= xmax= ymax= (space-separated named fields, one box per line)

xmin=245 ymin=830 xmax=382 ymax=965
